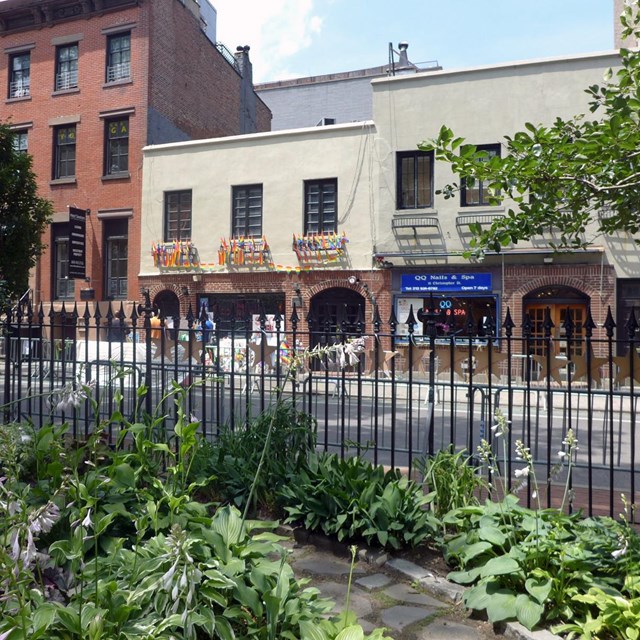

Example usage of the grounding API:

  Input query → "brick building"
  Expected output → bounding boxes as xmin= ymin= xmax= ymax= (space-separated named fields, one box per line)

xmin=0 ymin=0 xmax=270 ymax=312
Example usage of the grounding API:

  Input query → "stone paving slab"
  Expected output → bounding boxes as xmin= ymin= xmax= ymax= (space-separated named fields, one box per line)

xmin=293 ymin=554 xmax=365 ymax=576
xmin=383 ymin=582 xmax=449 ymax=608
xmin=417 ymin=620 xmax=485 ymax=640
xmin=381 ymin=604 xmax=440 ymax=631
xmin=309 ymin=581 xmax=373 ymax=619
xmin=386 ymin=557 xmax=433 ymax=581
xmin=355 ymin=573 xmax=393 ymax=591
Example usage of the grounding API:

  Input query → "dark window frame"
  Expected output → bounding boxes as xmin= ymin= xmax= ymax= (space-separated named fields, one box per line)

xmin=460 ymin=144 xmax=501 ymax=207
xmin=53 ymin=124 xmax=77 ymax=179
xmin=104 ymin=117 xmax=129 ymax=175
xmin=304 ymin=178 xmax=337 ymax=235
xmin=104 ymin=218 xmax=128 ymax=300
xmin=53 ymin=225 xmax=74 ymax=301
xmin=8 ymin=51 xmax=30 ymax=98
xmin=232 ymin=184 xmax=263 ymax=237
xmin=396 ymin=150 xmax=434 ymax=210
xmin=106 ymin=31 xmax=131 ymax=82
xmin=55 ymin=43 xmax=79 ymax=91
xmin=164 ymin=190 xmax=192 ymax=241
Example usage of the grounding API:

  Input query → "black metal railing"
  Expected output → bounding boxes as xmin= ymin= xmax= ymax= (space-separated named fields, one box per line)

xmin=1 ymin=296 xmax=638 ymax=520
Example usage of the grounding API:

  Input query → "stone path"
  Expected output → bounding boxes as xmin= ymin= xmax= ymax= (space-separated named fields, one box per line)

xmin=284 ymin=530 xmax=559 ymax=640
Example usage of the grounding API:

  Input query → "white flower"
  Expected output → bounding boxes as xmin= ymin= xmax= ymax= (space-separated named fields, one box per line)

xmin=81 ymin=509 xmax=93 ymax=529
xmin=557 ymin=451 xmax=567 ymax=458
xmin=514 ymin=466 xmax=530 ymax=478
xmin=532 ymin=491 xmax=538 ymax=499
xmin=161 ymin=562 xmax=178 ymax=591
xmin=612 ymin=543 xmax=628 ymax=559
xmin=31 ymin=503 xmax=60 ymax=535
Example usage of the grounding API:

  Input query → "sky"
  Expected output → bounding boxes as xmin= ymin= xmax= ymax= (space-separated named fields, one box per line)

xmin=211 ymin=0 xmax=615 ymax=84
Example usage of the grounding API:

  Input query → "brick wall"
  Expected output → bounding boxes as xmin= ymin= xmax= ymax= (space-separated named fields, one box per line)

xmin=148 ymin=1 xmax=270 ymax=139
xmin=0 ymin=4 xmax=148 ymax=302
xmin=140 ymin=268 xmax=392 ymax=337
xmin=503 ymin=263 xmax=616 ymax=340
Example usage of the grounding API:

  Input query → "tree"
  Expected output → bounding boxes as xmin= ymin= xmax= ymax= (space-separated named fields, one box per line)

xmin=421 ymin=1 xmax=640 ymax=257
xmin=0 ymin=122 xmax=53 ymax=305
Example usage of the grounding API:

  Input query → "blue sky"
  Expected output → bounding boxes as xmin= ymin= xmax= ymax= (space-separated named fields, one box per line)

xmin=212 ymin=0 xmax=615 ymax=84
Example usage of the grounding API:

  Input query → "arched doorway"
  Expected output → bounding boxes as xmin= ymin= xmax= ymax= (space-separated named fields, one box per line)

xmin=153 ymin=290 xmax=181 ymax=339
xmin=309 ymin=287 xmax=365 ymax=350
xmin=523 ymin=285 xmax=590 ymax=355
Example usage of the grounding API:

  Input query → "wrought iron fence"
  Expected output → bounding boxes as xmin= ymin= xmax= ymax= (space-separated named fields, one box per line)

xmin=1 ymin=293 xmax=638 ymax=520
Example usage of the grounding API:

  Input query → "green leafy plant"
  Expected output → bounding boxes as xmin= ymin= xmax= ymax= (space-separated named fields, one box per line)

xmin=414 ymin=446 xmax=486 ymax=521
xmin=554 ymin=575 xmax=640 ymax=640
xmin=0 ymin=371 xmax=393 ymax=639
xmin=204 ymin=401 xmax=317 ymax=516
xmin=442 ymin=411 xmax=640 ymax=631
xmin=279 ymin=451 xmax=438 ymax=550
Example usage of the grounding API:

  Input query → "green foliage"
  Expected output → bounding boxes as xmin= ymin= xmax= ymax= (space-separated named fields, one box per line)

xmin=0 ymin=122 xmax=53 ymax=303
xmin=204 ymin=401 xmax=317 ymax=515
xmin=421 ymin=1 xmax=640 ymax=256
xmin=554 ymin=575 xmax=640 ymax=639
xmin=279 ymin=452 xmax=438 ymax=550
xmin=0 ymin=386 xmax=391 ymax=639
xmin=443 ymin=497 xmax=640 ymax=630
xmin=414 ymin=446 xmax=485 ymax=521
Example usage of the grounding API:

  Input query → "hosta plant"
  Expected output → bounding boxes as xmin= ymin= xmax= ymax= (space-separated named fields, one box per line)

xmin=279 ymin=451 xmax=438 ymax=550
xmin=443 ymin=412 xmax=640 ymax=631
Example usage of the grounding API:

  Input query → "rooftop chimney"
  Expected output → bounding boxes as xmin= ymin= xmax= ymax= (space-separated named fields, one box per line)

xmin=397 ymin=42 xmax=410 ymax=68
xmin=234 ymin=46 xmax=257 ymax=134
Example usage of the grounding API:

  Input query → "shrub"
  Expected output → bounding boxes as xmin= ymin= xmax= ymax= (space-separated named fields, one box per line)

xmin=279 ymin=452 xmax=438 ymax=550
xmin=203 ymin=402 xmax=317 ymax=515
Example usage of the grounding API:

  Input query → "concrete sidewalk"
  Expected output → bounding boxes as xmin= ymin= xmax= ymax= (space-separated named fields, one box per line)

xmin=284 ymin=529 xmax=559 ymax=640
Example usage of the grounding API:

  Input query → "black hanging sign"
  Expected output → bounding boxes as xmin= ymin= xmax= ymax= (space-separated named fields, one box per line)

xmin=68 ymin=207 xmax=87 ymax=279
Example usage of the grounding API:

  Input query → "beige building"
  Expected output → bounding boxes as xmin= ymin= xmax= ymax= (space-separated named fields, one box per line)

xmin=140 ymin=50 xmax=632 ymax=344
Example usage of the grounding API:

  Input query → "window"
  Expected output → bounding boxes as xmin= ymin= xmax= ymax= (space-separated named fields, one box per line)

xmin=55 ymin=43 xmax=78 ymax=91
xmin=8 ymin=52 xmax=30 ymax=98
xmin=397 ymin=151 xmax=433 ymax=209
xmin=105 ymin=118 xmax=129 ymax=175
xmin=53 ymin=125 xmax=76 ymax=179
xmin=461 ymin=144 xmax=500 ymax=207
xmin=12 ymin=130 xmax=28 ymax=154
xmin=304 ymin=179 xmax=337 ymax=234
xmin=232 ymin=185 xmax=262 ymax=237
xmin=164 ymin=190 xmax=192 ymax=241
xmin=106 ymin=32 xmax=131 ymax=82
xmin=53 ymin=226 xmax=74 ymax=301
xmin=104 ymin=219 xmax=128 ymax=300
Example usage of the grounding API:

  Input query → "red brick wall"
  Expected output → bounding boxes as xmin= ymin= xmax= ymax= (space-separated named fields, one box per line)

xmin=140 ymin=268 xmax=392 ymax=337
xmin=149 ymin=1 xmax=263 ymax=139
xmin=0 ymin=4 xmax=149 ymax=302
xmin=503 ymin=263 xmax=616 ymax=341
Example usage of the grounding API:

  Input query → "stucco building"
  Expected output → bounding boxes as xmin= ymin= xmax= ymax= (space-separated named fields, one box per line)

xmin=0 ymin=0 xmax=270 ymax=311
xmin=140 ymin=50 xmax=630 ymax=346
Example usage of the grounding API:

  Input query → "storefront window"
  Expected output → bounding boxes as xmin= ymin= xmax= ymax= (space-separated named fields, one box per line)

xmin=197 ymin=293 xmax=285 ymax=337
xmin=395 ymin=295 xmax=498 ymax=344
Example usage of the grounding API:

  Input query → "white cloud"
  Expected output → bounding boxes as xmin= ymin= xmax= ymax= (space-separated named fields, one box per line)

xmin=210 ymin=0 xmax=323 ymax=82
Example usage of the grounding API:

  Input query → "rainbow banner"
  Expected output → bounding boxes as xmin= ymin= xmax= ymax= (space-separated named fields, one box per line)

xmin=292 ymin=231 xmax=349 ymax=263
xmin=152 ymin=241 xmax=200 ymax=268
xmin=218 ymin=236 xmax=271 ymax=266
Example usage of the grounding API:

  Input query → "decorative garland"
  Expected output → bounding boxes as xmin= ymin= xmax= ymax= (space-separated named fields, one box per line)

xmin=218 ymin=237 xmax=271 ymax=266
xmin=292 ymin=232 xmax=348 ymax=262
xmin=152 ymin=241 xmax=200 ymax=268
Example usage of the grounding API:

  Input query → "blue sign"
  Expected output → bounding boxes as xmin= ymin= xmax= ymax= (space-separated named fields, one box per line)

xmin=401 ymin=273 xmax=492 ymax=293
